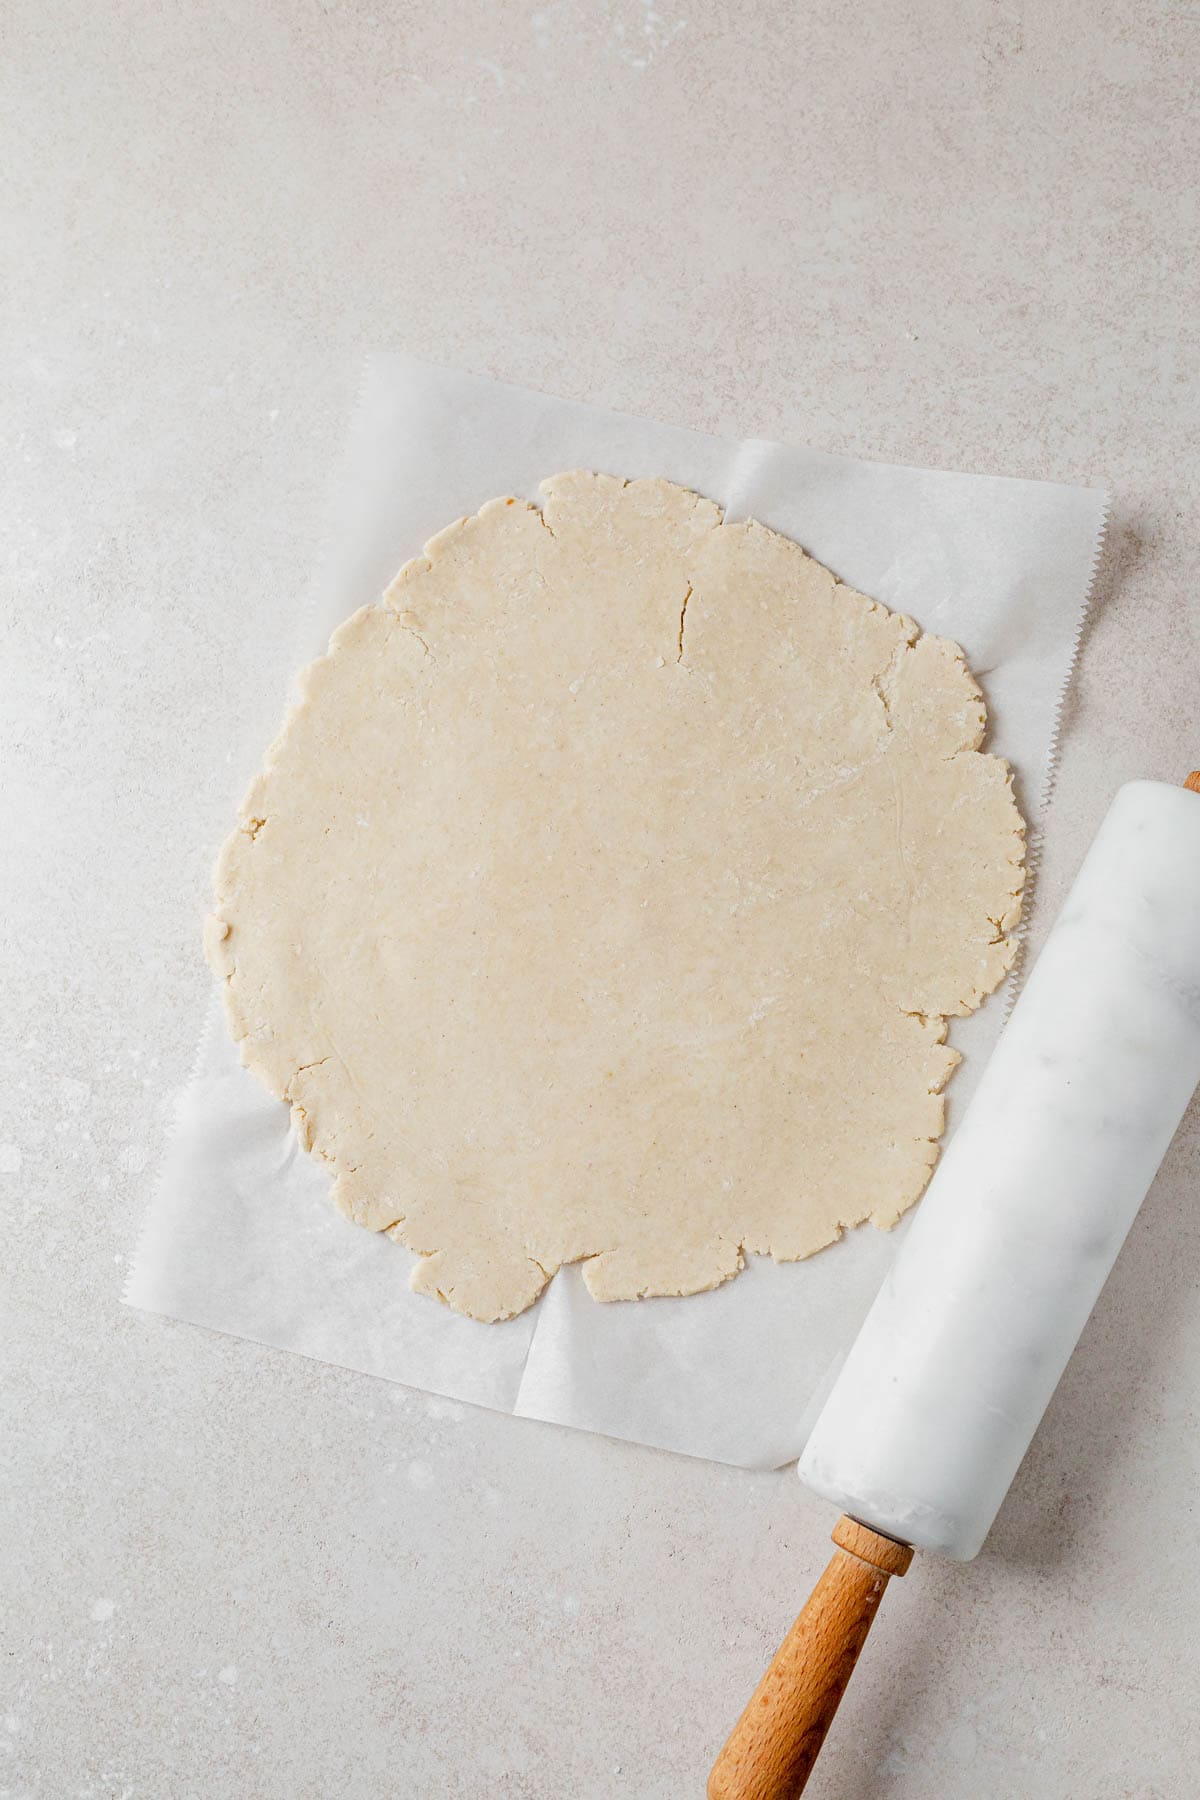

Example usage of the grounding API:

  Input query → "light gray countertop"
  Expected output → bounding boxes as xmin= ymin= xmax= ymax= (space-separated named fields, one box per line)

xmin=4 ymin=3 xmax=1199 ymax=1795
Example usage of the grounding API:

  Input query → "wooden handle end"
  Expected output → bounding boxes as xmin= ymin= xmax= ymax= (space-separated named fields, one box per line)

xmin=707 ymin=1517 xmax=913 ymax=1800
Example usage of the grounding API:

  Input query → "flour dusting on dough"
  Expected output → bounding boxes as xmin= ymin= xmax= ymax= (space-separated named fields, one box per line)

xmin=208 ymin=473 xmax=1024 ymax=1321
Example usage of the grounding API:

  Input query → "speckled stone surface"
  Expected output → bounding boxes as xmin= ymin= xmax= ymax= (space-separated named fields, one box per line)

xmin=3 ymin=3 xmax=1199 ymax=1796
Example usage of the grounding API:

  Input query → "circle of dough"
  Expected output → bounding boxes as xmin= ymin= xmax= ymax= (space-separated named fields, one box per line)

xmin=208 ymin=473 xmax=1025 ymax=1322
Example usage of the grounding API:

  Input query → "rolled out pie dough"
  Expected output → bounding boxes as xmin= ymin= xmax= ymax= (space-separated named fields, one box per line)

xmin=208 ymin=472 xmax=1025 ymax=1322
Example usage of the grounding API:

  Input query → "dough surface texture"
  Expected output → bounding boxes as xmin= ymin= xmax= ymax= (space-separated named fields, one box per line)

xmin=208 ymin=473 xmax=1025 ymax=1322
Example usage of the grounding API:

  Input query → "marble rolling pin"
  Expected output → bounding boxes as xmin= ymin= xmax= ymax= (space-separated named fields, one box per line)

xmin=709 ymin=776 xmax=1200 ymax=1800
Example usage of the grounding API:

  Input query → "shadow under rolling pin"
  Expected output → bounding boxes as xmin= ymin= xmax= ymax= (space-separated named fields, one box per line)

xmin=708 ymin=773 xmax=1200 ymax=1800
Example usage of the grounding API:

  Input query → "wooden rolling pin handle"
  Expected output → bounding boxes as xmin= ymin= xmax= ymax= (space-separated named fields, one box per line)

xmin=707 ymin=1517 xmax=914 ymax=1800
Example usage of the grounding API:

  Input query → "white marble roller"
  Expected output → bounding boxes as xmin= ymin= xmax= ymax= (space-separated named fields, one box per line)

xmin=799 ymin=780 xmax=1200 ymax=1560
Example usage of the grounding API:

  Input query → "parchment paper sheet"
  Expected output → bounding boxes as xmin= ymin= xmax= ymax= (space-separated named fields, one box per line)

xmin=124 ymin=353 xmax=1108 ymax=1468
